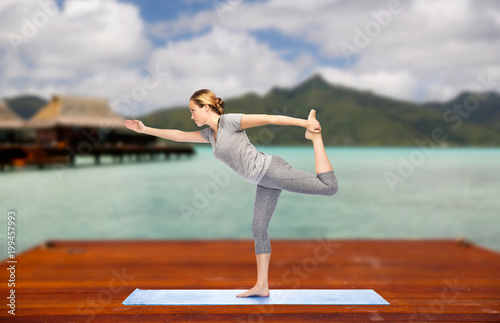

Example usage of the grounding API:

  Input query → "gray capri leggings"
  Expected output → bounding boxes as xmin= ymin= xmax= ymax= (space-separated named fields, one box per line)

xmin=252 ymin=155 xmax=338 ymax=255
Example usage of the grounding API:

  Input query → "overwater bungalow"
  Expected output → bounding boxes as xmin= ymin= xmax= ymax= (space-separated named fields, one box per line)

xmin=0 ymin=95 xmax=194 ymax=170
xmin=23 ymin=94 xmax=154 ymax=147
xmin=0 ymin=100 xmax=25 ymax=144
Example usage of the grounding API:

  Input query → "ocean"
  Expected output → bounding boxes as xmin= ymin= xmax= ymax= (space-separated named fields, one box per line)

xmin=1 ymin=145 xmax=499 ymax=260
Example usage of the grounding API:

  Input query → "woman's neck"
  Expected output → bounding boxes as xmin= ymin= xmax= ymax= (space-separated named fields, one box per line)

xmin=207 ymin=113 xmax=221 ymax=132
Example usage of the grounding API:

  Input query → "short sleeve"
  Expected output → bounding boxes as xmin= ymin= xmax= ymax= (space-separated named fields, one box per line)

xmin=199 ymin=127 xmax=212 ymax=141
xmin=222 ymin=113 xmax=243 ymax=131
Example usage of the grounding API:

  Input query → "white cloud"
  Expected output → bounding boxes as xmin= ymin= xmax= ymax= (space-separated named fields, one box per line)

xmin=317 ymin=67 xmax=418 ymax=101
xmin=0 ymin=0 xmax=314 ymax=113
xmin=1 ymin=0 xmax=499 ymax=112
xmin=156 ymin=0 xmax=500 ymax=102
xmin=0 ymin=0 xmax=151 ymax=100
xmin=143 ymin=26 xmax=313 ymax=110
xmin=147 ymin=10 xmax=214 ymax=40
xmin=35 ymin=0 xmax=148 ymax=70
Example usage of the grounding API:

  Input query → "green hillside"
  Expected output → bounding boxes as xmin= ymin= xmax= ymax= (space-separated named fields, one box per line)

xmin=137 ymin=75 xmax=500 ymax=147
xmin=424 ymin=91 xmax=500 ymax=133
xmin=4 ymin=75 xmax=499 ymax=146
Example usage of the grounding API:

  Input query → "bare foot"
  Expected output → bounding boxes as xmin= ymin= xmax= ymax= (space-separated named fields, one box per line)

xmin=236 ymin=285 xmax=270 ymax=297
xmin=305 ymin=109 xmax=320 ymax=141
xmin=305 ymin=129 xmax=315 ymax=140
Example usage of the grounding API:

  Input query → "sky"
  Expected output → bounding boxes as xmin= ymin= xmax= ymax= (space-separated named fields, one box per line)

xmin=0 ymin=0 xmax=499 ymax=116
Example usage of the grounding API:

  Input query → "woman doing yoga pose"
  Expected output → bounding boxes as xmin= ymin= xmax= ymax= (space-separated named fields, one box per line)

xmin=124 ymin=89 xmax=338 ymax=298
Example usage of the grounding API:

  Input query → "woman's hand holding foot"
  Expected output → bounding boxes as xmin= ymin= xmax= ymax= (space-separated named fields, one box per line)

xmin=305 ymin=109 xmax=321 ymax=140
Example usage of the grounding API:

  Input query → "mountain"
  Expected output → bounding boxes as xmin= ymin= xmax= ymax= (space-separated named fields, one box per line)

xmin=137 ymin=74 xmax=500 ymax=146
xmin=4 ymin=75 xmax=499 ymax=146
xmin=4 ymin=95 xmax=48 ymax=120
xmin=423 ymin=91 xmax=500 ymax=133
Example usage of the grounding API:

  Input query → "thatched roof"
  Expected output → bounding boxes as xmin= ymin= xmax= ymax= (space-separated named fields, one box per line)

xmin=0 ymin=101 xmax=24 ymax=129
xmin=25 ymin=95 xmax=126 ymax=129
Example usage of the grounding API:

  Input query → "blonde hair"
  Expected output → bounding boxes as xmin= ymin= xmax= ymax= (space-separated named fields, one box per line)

xmin=190 ymin=89 xmax=225 ymax=115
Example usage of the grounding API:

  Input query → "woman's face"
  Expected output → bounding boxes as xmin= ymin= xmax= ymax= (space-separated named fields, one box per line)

xmin=189 ymin=100 xmax=207 ymax=127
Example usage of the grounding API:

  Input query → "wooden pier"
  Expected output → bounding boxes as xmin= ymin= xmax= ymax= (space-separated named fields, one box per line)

xmin=1 ymin=239 xmax=499 ymax=322
xmin=0 ymin=144 xmax=195 ymax=170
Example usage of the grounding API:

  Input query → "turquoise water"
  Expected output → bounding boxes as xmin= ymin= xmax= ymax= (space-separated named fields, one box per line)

xmin=1 ymin=146 xmax=499 ymax=260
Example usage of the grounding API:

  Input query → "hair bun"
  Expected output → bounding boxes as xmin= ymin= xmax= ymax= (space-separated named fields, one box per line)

xmin=216 ymin=97 xmax=225 ymax=110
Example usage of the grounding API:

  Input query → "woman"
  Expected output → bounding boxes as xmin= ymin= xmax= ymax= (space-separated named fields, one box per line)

xmin=124 ymin=89 xmax=338 ymax=298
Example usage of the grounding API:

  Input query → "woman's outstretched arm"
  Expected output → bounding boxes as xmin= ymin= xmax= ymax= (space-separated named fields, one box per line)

xmin=123 ymin=120 xmax=208 ymax=143
xmin=240 ymin=113 xmax=321 ymax=133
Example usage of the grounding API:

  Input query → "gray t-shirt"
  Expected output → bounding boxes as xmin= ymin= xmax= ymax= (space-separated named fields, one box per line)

xmin=199 ymin=113 xmax=272 ymax=183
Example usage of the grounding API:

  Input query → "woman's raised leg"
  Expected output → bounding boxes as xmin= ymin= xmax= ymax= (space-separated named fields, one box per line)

xmin=305 ymin=109 xmax=333 ymax=174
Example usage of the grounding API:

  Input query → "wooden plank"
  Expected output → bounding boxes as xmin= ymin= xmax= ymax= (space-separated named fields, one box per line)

xmin=1 ymin=239 xmax=499 ymax=322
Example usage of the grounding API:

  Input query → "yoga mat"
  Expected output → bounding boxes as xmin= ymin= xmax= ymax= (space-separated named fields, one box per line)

xmin=122 ymin=288 xmax=390 ymax=305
